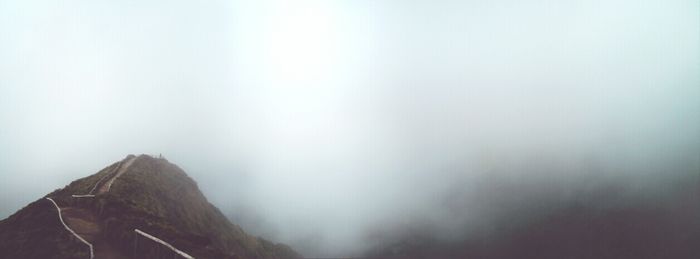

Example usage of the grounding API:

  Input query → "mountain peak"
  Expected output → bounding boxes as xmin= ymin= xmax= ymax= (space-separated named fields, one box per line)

xmin=0 ymin=154 xmax=299 ymax=259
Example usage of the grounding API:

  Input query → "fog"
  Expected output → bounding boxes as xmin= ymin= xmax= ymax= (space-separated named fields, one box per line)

xmin=0 ymin=0 xmax=698 ymax=257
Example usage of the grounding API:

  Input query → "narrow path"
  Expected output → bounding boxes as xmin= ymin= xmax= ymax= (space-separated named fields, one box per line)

xmin=97 ymin=156 xmax=137 ymax=194
xmin=86 ymin=161 xmax=123 ymax=195
xmin=62 ymin=207 xmax=129 ymax=259
xmin=52 ymin=155 xmax=191 ymax=258
xmin=61 ymin=207 xmax=100 ymax=241
xmin=48 ymin=156 xmax=137 ymax=258
xmin=45 ymin=198 xmax=93 ymax=258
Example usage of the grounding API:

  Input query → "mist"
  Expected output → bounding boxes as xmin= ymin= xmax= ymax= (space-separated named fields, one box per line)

xmin=1 ymin=0 xmax=698 ymax=257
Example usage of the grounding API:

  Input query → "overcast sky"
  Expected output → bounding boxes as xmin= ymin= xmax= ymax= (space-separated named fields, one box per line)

xmin=0 ymin=0 xmax=698 ymax=257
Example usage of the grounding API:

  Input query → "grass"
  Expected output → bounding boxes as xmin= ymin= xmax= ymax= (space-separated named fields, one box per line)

xmin=0 ymin=154 xmax=299 ymax=258
xmin=0 ymin=199 xmax=91 ymax=259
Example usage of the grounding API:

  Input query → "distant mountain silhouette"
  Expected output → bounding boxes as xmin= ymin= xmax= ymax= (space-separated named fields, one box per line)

xmin=366 ymin=173 xmax=700 ymax=259
xmin=0 ymin=154 xmax=299 ymax=259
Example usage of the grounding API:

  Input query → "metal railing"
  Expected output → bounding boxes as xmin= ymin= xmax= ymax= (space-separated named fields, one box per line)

xmin=103 ymin=156 xmax=137 ymax=192
xmin=71 ymin=194 xmax=96 ymax=198
xmin=46 ymin=197 xmax=94 ymax=259
xmin=45 ymin=156 xmax=144 ymax=259
xmin=134 ymin=229 xmax=195 ymax=259
xmin=89 ymin=161 xmax=122 ymax=194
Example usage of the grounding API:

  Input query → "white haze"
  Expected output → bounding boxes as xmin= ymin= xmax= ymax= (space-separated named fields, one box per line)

xmin=0 ymin=0 xmax=698 ymax=257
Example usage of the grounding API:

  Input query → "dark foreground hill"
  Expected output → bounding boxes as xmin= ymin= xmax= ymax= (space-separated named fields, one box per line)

xmin=0 ymin=154 xmax=300 ymax=259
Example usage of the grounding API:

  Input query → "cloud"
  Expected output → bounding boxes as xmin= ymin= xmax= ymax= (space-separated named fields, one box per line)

xmin=0 ymin=0 xmax=698 ymax=257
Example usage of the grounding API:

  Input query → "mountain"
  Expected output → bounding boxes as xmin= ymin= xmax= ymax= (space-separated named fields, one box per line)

xmin=365 ymin=173 xmax=700 ymax=259
xmin=0 ymin=154 xmax=300 ymax=259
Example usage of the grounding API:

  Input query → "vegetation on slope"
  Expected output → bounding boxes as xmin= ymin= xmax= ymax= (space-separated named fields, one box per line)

xmin=0 ymin=154 xmax=299 ymax=259
xmin=0 ymin=199 xmax=90 ymax=259
xmin=366 ymin=172 xmax=700 ymax=259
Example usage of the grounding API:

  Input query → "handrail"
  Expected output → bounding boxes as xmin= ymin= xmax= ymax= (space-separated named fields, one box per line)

xmin=71 ymin=194 xmax=95 ymax=198
xmin=46 ymin=197 xmax=94 ymax=259
xmin=135 ymin=229 xmax=195 ymax=259
xmin=88 ymin=161 xmax=123 ymax=195
xmin=103 ymin=157 xmax=136 ymax=192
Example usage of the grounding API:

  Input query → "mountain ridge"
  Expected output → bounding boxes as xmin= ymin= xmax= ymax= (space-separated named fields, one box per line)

xmin=0 ymin=154 xmax=300 ymax=259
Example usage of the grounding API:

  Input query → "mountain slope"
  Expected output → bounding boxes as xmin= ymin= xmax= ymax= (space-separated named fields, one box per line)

xmin=366 ymin=173 xmax=700 ymax=259
xmin=0 ymin=154 xmax=299 ymax=259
